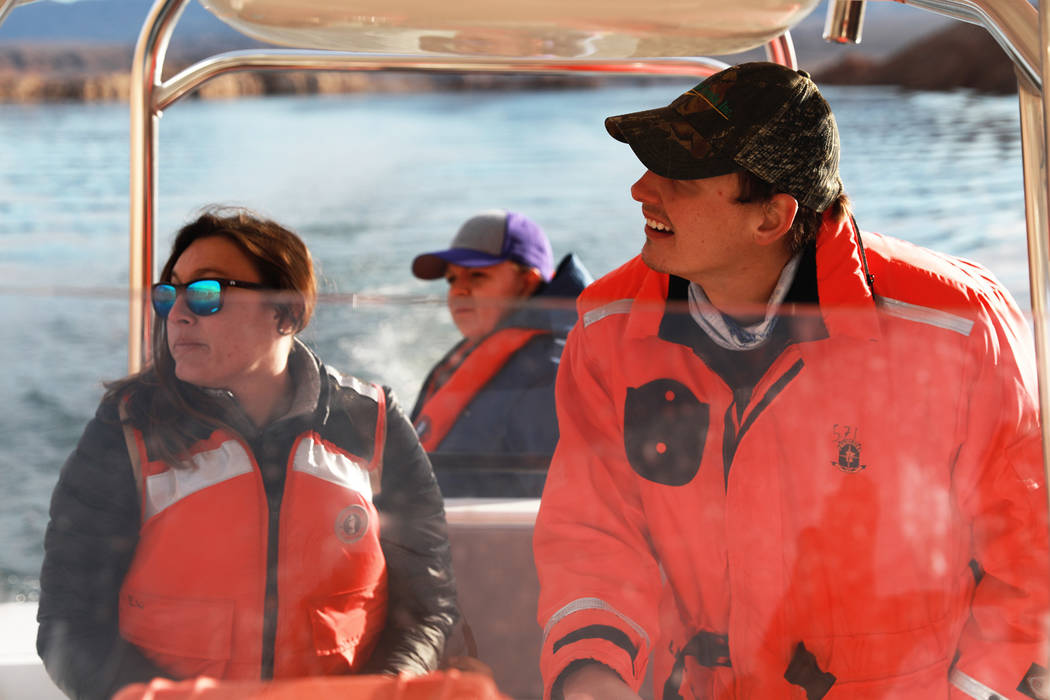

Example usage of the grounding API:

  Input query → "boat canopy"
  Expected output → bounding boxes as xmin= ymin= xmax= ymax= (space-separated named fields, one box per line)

xmin=197 ymin=0 xmax=821 ymax=58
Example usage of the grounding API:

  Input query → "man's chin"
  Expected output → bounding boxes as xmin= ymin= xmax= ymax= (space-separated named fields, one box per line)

xmin=640 ymin=245 xmax=673 ymax=275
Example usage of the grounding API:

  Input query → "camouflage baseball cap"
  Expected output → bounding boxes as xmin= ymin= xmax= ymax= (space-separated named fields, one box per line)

xmin=605 ymin=62 xmax=841 ymax=212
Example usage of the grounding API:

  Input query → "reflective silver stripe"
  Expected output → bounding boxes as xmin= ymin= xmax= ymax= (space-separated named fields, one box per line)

xmin=876 ymin=296 xmax=974 ymax=336
xmin=583 ymin=299 xmax=633 ymax=328
xmin=144 ymin=440 xmax=253 ymax=519
xmin=292 ymin=434 xmax=373 ymax=499
xmin=326 ymin=370 xmax=385 ymax=493
xmin=542 ymin=596 xmax=650 ymax=650
xmin=950 ymin=668 xmax=1005 ymax=699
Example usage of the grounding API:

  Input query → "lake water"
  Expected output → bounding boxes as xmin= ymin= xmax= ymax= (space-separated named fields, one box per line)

xmin=0 ymin=81 xmax=1030 ymax=601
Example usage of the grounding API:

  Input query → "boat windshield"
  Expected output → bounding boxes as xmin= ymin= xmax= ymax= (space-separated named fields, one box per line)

xmin=2 ymin=72 xmax=1040 ymax=697
xmin=2 ymin=0 xmax=1049 ymax=698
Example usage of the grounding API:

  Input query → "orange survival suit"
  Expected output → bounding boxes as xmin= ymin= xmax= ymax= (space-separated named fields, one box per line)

xmin=534 ymin=214 xmax=1049 ymax=699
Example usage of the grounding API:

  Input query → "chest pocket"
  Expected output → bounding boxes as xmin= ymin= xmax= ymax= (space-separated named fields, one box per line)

xmin=624 ymin=379 xmax=708 ymax=486
xmin=120 ymin=590 xmax=234 ymax=679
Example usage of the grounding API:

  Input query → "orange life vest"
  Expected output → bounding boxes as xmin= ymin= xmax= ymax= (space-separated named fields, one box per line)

xmin=414 ymin=327 xmax=546 ymax=451
xmin=118 ymin=383 xmax=388 ymax=681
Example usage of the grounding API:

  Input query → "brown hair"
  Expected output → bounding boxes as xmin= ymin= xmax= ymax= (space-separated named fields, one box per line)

xmin=106 ymin=206 xmax=316 ymax=467
xmin=736 ymin=170 xmax=852 ymax=253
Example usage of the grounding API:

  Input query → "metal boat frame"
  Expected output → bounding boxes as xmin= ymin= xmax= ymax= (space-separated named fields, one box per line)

xmin=0 ymin=0 xmax=36 ymax=29
xmin=124 ymin=0 xmax=1050 ymax=520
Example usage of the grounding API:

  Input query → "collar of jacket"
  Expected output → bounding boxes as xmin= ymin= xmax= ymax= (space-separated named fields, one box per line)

xmin=622 ymin=211 xmax=882 ymax=344
xmin=812 ymin=211 xmax=882 ymax=342
xmin=498 ymin=253 xmax=594 ymax=335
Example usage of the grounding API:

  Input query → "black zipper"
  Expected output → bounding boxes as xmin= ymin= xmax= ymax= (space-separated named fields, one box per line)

xmin=260 ymin=498 xmax=280 ymax=679
xmin=722 ymin=358 xmax=805 ymax=484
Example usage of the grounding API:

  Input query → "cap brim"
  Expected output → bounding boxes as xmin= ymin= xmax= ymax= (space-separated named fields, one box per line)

xmin=605 ymin=107 xmax=738 ymax=181
xmin=411 ymin=249 xmax=507 ymax=280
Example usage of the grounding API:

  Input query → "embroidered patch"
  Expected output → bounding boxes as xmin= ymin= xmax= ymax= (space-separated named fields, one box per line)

xmin=1019 ymin=662 xmax=1049 ymax=699
xmin=831 ymin=425 xmax=866 ymax=473
xmin=334 ymin=504 xmax=369 ymax=544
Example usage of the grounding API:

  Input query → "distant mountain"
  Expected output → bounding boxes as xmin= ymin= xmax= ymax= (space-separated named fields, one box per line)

xmin=789 ymin=2 xmax=952 ymax=69
xmin=814 ymin=21 xmax=1018 ymax=94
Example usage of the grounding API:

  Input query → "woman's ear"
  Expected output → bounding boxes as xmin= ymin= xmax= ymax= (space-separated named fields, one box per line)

xmin=754 ymin=193 xmax=798 ymax=246
xmin=274 ymin=305 xmax=300 ymax=336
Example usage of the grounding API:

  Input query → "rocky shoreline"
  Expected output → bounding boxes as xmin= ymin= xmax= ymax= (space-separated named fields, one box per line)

xmin=0 ymin=67 xmax=620 ymax=103
xmin=0 ymin=21 xmax=1019 ymax=103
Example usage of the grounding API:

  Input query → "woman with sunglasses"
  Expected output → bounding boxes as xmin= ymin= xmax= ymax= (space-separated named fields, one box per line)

xmin=36 ymin=208 xmax=459 ymax=699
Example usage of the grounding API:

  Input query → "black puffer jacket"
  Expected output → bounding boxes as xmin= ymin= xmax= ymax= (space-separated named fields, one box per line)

xmin=37 ymin=343 xmax=458 ymax=699
xmin=411 ymin=253 xmax=593 ymax=496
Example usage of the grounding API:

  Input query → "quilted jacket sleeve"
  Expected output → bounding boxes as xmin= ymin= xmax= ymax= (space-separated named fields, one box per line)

xmin=36 ymin=397 xmax=171 ymax=700
xmin=533 ymin=321 xmax=661 ymax=700
xmin=363 ymin=387 xmax=459 ymax=676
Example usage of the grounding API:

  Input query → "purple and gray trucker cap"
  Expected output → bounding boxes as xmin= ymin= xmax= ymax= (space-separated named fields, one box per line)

xmin=605 ymin=62 xmax=842 ymax=212
xmin=412 ymin=210 xmax=555 ymax=281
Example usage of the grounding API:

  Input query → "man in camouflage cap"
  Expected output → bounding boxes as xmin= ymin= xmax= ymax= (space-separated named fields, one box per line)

xmin=534 ymin=62 xmax=1049 ymax=700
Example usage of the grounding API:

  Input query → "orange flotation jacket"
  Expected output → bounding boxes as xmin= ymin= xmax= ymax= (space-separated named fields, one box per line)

xmin=413 ymin=327 xmax=546 ymax=451
xmin=535 ymin=214 xmax=1050 ymax=700
xmin=118 ymin=376 xmax=388 ymax=681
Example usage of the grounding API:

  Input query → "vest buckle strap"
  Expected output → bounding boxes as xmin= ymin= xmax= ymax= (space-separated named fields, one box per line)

xmin=661 ymin=629 xmax=730 ymax=700
xmin=784 ymin=641 xmax=836 ymax=700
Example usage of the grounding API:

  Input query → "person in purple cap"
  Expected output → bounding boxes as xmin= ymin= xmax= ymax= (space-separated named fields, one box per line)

xmin=533 ymin=62 xmax=1048 ymax=700
xmin=409 ymin=209 xmax=592 ymax=497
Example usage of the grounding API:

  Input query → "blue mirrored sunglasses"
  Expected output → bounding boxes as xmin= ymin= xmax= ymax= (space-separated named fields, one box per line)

xmin=151 ymin=279 xmax=269 ymax=317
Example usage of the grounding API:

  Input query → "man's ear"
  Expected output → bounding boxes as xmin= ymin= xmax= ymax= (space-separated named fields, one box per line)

xmin=521 ymin=267 xmax=544 ymax=296
xmin=754 ymin=193 xmax=798 ymax=246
